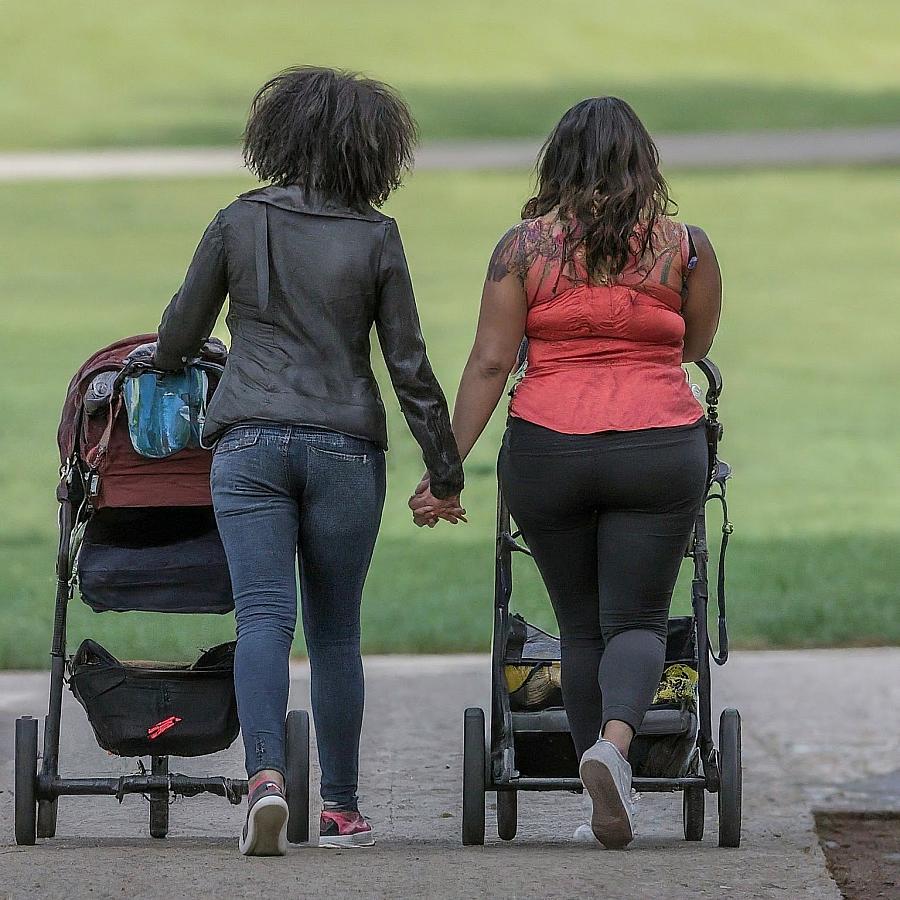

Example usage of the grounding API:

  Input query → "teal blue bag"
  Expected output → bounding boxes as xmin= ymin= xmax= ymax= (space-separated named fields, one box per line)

xmin=123 ymin=368 xmax=209 ymax=459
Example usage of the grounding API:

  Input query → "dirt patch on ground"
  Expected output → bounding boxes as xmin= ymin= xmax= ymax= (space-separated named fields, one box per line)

xmin=815 ymin=812 xmax=900 ymax=900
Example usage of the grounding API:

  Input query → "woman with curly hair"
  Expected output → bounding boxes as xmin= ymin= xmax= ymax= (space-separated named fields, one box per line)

xmin=154 ymin=67 xmax=464 ymax=855
xmin=411 ymin=97 xmax=722 ymax=848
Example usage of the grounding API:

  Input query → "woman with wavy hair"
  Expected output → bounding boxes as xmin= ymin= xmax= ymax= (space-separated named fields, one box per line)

xmin=154 ymin=67 xmax=464 ymax=855
xmin=412 ymin=97 xmax=722 ymax=848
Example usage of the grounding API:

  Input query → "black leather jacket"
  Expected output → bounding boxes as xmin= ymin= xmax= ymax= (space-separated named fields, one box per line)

xmin=155 ymin=185 xmax=463 ymax=498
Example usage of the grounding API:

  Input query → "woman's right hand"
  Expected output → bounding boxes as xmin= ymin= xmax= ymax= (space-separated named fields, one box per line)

xmin=408 ymin=474 xmax=467 ymax=527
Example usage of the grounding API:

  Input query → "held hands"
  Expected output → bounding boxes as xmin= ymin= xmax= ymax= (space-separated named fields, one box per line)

xmin=408 ymin=474 xmax=467 ymax=528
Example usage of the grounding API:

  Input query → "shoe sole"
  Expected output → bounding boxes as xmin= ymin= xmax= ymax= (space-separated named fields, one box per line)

xmin=239 ymin=796 xmax=289 ymax=856
xmin=579 ymin=757 xmax=634 ymax=849
xmin=318 ymin=831 xmax=376 ymax=849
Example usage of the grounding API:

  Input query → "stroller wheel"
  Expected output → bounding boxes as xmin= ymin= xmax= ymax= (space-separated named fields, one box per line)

xmin=15 ymin=717 xmax=38 ymax=845
xmin=682 ymin=786 xmax=705 ymax=841
xmin=285 ymin=709 xmax=310 ymax=843
xmin=497 ymin=789 xmax=517 ymax=841
xmin=717 ymin=708 xmax=742 ymax=847
xmin=462 ymin=707 xmax=486 ymax=846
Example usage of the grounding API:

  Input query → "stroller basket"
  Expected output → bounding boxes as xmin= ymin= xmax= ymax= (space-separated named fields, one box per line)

xmin=69 ymin=639 xmax=239 ymax=758
xmin=504 ymin=615 xmax=699 ymax=779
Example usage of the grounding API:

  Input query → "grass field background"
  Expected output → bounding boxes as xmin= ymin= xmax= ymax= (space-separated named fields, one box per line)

xmin=1 ymin=166 xmax=898 ymax=667
xmin=2 ymin=1 xmax=899 ymax=149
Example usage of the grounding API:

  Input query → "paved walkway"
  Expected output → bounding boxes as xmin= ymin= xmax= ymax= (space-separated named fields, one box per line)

xmin=0 ymin=127 xmax=898 ymax=182
xmin=2 ymin=649 xmax=898 ymax=899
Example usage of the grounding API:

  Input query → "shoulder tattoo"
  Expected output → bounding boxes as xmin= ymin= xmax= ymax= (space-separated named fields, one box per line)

xmin=487 ymin=226 xmax=525 ymax=282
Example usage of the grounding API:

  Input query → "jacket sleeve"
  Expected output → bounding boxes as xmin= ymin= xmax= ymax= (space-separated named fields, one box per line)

xmin=154 ymin=212 xmax=228 ymax=370
xmin=375 ymin=220 xmax=464 ymax=499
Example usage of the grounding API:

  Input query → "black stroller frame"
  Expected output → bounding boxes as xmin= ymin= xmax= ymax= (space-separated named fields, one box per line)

xmin=461 ymin=358 xmax=741 ymax=846
xmin=14 ymin=357 xmax=310 ymax=846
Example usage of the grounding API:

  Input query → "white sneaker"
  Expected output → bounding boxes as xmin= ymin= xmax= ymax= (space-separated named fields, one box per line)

xmin=579 ymin=739 xmax=635 ymax=849
xmin=573 ymin=792 xmax=597 ymax=843
xmin=573 ymin=790 xmax=641 ymax=843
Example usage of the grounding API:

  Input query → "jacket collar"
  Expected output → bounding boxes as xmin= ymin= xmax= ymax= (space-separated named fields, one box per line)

xmin=237 ymin=185 xmax=386 ymax=222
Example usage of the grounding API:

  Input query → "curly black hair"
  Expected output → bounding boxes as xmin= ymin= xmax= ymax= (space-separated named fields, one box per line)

xmin=243 ymin=66 xmax=417 ymax=209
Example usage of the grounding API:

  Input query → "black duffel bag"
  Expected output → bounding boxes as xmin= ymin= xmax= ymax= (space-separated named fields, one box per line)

xmin=68 ymin=639 xmax=239 ymax=757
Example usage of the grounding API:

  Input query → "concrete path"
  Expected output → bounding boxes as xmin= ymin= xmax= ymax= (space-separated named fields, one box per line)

xmin=0 ymin=127 xmax=898 ymax=182
xmin=1 ymin=649 xmax=898 ymax=899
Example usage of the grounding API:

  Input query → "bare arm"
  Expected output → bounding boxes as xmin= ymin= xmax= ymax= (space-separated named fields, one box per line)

xmin=451 ymin=274 xmax=527 ymax=460
xmin=408 ymin=229 xmax=527 ymax=525
xmin=682 ymin=225 xmax=722 ymax=363
xmin=451 ymin=227 xmax=528 ymax=459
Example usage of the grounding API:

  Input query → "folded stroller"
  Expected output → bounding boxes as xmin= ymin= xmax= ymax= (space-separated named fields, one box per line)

xmin=461 ymin=358 xmax=741 ymax=847
xmin=14 ymin=334 xmax=310 ymax=845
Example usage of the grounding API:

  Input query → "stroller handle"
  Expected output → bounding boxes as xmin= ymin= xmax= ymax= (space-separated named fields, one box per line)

xmin=693 ymin=357 xmax=723 ymax=406
xmin=113 ymin=357 xmax=225 ymax=392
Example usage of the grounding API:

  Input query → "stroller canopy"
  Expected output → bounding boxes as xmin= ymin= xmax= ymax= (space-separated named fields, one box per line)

xmin=58 ymin=334 xmax=221 ymax=509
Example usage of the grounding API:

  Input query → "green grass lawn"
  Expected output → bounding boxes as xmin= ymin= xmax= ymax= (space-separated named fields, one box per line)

xmin=1 ymin=166 xmax=898 ymax=667
xmin=2 ymin=1 xmax=899 ymax=149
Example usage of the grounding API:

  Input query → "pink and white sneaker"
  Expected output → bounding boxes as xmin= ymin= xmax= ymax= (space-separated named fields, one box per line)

xmin=239 ymin=780 xmax=288 ymax=856
xmin=318 ymin=809 xmax=375 ymax=848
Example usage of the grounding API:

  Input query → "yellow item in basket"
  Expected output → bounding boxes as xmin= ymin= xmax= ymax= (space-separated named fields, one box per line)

xmin=653 ymin=663 xmax=698 ymax=704
xmin=506 ymin=661 xmax=696 ymax=710
xmin=505 ymin=662 xmax=562 ymax=709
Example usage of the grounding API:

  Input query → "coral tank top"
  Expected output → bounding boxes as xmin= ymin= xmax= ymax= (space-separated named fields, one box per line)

xmin=503 ymin=214 xmax=704 ymax=433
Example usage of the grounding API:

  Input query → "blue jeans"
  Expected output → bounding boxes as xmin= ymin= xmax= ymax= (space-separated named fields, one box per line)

xmin=211 ymin=424 xmax=386 ymax=810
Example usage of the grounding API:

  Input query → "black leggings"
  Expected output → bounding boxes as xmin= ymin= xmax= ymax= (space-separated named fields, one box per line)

xmin=499 ymin=416 xmax=708 ymax=761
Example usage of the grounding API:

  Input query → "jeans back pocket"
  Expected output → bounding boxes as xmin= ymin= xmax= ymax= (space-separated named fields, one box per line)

xmin=307 ymin=444 xmax=370 ymax=464
xmin=215 ymin=427 xmax=261 ymax=454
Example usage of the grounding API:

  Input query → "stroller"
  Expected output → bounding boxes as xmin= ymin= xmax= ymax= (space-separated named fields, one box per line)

xmin=14 ymin=334 xmax=310 ymax=845
xmin=461 ymin=358 xmax=741 ymax=846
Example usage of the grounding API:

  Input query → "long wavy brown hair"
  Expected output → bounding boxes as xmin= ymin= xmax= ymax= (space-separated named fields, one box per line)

xmin=523 ymin=97 xmax=675 ymax=280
